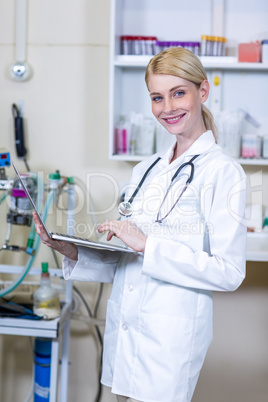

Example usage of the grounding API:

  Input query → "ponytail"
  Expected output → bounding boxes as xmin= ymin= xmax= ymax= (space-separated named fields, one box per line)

xmin=201 ymin=104 xmax=217 ymax=142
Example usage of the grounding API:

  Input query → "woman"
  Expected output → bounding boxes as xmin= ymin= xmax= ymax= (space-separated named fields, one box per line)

xmin=33 ymin=47 xmax=247 ymax=402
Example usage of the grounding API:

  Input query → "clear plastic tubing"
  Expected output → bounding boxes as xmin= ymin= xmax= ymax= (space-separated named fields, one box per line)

xmin=0 ymin=184 xmax=54 ymax=297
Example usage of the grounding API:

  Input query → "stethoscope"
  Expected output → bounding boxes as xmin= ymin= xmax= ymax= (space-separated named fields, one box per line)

xmin=118 ymin=154 xmax=199 ymax=223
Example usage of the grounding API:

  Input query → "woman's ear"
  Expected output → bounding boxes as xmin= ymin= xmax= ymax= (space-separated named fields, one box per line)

xmin=200 ymin=80 xmax=210 ymax=104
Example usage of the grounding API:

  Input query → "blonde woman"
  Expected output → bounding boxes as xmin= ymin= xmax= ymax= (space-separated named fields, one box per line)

xmin=34 ymin=47 xmax=247 ymax=402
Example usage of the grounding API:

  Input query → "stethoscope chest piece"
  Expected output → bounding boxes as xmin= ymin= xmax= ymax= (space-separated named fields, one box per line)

xmin=118 ymin=201 xmax=133 ymax=217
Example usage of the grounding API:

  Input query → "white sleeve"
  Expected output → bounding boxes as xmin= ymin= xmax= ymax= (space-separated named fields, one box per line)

xmin=142 ymin=163 xmax=247 ymax=292
xmin=62 ymin=246 xmax=122 ymax=283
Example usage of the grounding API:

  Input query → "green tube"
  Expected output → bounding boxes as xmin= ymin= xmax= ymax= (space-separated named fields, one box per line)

xmin=0 ymin=192 xmax=8 ymax=205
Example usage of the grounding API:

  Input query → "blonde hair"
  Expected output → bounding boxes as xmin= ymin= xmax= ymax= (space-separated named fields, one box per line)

xmin=145 ymin=47 xmax=217 ymax=140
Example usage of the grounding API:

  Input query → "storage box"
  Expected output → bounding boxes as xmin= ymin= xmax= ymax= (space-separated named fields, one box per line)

xmin=238 ymin=42 xmax=261 ymax=62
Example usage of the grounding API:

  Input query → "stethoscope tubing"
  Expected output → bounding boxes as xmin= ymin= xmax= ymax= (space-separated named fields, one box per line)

xmin=128 ymin=156 xmax=161 ymax=204
xmin=120 ymin=154 xmax=199 ymax=222
xmin=155 ymin=155 xmax=199 ymax=223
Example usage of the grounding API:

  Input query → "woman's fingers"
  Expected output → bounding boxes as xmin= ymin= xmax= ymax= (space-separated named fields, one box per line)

xmin=32 ymin=212 xmax=78 ymax=260
xmin=32 ymin=212 xmax=50 ymax=241
xmin=97 ymin=219 xmax=147 ymax=253
xmin=106 ymin=231 xmax=115 ymax=241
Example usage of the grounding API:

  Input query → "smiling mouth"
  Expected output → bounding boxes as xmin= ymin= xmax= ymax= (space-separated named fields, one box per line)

xmin=163 ymin=113 xmax=186 ymax=124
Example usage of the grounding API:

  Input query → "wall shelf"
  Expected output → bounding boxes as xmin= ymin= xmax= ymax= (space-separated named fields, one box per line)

xmin=237 ymin=158 xmax=268 ymax=166
xmin=246 ymin=233 xmax=268 ymax=262
xmin=110 ymin=154 xmax=147 ymax=162
xmin=114 ymin=55 xmax=268 ymax=71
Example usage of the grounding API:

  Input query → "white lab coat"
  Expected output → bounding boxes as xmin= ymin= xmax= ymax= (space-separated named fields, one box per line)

xmin=63 ymin=131 xmax=247 ymax=402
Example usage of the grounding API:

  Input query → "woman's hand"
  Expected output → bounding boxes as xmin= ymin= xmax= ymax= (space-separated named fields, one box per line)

xmin=97 ymin=219 xmax=147 ymax=253
xmin=32 ymin=212 xmax=78 ymax=261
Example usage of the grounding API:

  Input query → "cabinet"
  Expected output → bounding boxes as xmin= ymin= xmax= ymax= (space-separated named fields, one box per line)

xmin=109 ymin=0 xmax=268 ymax=163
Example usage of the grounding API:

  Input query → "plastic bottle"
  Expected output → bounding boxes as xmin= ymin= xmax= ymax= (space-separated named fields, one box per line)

xmin=115 ymin=116 xmax=131 ymax=155
xmin=201 ymin=35 xmax=208 ymax=56
xmin=33 ymin=262 xmax=61 ymax=319
xmin=34 ymin=338 xmax=51 ymax=402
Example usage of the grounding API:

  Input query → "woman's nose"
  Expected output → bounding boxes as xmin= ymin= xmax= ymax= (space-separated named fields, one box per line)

xmin=163 ymin=98 xmax=176 ymax=113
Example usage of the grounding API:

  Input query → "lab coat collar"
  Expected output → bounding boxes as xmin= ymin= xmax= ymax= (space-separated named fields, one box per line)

xmin=159 ymin=130 xmax=215 ymax=170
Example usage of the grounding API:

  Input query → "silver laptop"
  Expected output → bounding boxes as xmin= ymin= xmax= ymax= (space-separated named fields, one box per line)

xmin=12 ymin=162 xmax=135 ymax=254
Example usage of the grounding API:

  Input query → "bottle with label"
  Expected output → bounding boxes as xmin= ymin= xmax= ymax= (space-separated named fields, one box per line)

xmin=115 ymin=115 xmax=131 ymax=155
xmin=33 ymin=262 xmax=61 ymax=319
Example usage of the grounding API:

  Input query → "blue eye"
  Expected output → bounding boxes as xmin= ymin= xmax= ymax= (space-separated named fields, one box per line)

xmin=152 ymin=96 xmax=162 ymax=102
xmin=175 ymin=91 xmax=184 ymax=97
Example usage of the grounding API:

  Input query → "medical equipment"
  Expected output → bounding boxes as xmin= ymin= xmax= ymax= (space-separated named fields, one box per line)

xmin=118 ymin=155 xmax=199 ymax=221
xmin=12 ymin=102 xmax=30 ymax=171
xmin=115 ymin=115 xmax=131 ymax=155
xmin=120 ymin=35 xmax=157 ymax=56
xmin=0 ymin=149 xmax=11 ymax=167
xmin=155 ymin=155 xmax=199 ymax=223
xmin=1 ymin=154 xmax=104 ymax=401
xmin=0 ymin=186 xmax=52 ymax=298
xmin=7 ymin=172 xmax=37 ymax=226
xmin=241 ymin=133 xmax=262 ymax=158
xmin=12 ymin=104 xmax=27 ymax=158
xmin=0 ymin=149 xmax=67 ymax=296
xmin=118 ymin=156 xmax=161 ymax=217
xmin=13 ymin=162 xmax=135 ymax=253
xmin=156 ymin=41 xmax=200 ymax=55
xmin=200 ymin=35 xmax=226 ymax=57
xmin=115 ymin=113 xmax=156 ymax=156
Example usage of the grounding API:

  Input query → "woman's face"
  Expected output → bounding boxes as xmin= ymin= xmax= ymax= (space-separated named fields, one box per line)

xmin=148 ymin=73 xmax=209 ymax=142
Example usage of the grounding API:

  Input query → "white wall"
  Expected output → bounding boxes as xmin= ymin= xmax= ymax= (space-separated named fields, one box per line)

xmin=0 ymin=1 xmax=268 ymax=401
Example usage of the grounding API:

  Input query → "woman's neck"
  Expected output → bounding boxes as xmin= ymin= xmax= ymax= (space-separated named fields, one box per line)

xmin=170 ymin=130 xmax=205 ymax=164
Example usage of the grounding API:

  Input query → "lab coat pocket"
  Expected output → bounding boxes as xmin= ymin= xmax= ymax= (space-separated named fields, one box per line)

xmin=134 ymin=312 xmax=195 ymax=399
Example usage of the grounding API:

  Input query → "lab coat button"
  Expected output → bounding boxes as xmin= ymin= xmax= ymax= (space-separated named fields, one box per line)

xmin=128 ymin=284 xmax=134 ymax=292
xmin=122 ymin=323 xmax=128 ymax=331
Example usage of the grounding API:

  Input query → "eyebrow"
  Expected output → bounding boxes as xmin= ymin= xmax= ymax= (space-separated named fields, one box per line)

xmin=149 ymin=85 xmax=188 ymax=96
